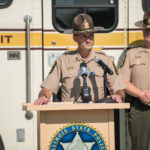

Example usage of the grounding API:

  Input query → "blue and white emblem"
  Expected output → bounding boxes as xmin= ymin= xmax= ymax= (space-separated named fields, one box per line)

xmin=49 ymin=124 xmax=107 ymax=150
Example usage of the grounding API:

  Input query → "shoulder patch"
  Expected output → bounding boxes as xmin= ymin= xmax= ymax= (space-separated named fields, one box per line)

xmin=95 ymin=50 xmax=107 ymax=56
xmin=120 ymin=55 xmax=126 ymax=68
xmin=112 ymin=62 xmax=119 ymax=75
xmin=49 ymin=60 xmax=57 ymax=74
xmin=64 ymin=49 xmax=78 ymax=55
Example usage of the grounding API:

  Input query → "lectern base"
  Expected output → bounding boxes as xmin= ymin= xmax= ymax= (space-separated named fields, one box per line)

xmin=22 ymin=102 xmax=130 ymax=150
xmin=95 ymin=98 xmax=117 ymax=103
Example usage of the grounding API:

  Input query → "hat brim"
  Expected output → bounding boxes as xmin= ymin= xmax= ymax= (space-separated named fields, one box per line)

xmin=135 ymin=20 xmax=150 ymax=28
xmin=73 ymin=26 xmax=104 ymax=34
xmin=134 ymin=20 xmax=143 ymax=27
xmin=64 ymin=26 xmax=104 ymax=34
xmin=72 ymin=27 xmax=94 ymax=34
xmin=94 ymin=26 xmax=104 ymax=32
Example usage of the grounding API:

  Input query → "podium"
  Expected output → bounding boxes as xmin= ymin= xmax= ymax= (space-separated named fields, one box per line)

xmin=23 ymin=102 xmax=130 ymax=150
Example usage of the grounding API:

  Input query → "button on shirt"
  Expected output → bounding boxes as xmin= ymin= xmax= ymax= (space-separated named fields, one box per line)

xmin=41 ymin=50 xmax=126 ymax=102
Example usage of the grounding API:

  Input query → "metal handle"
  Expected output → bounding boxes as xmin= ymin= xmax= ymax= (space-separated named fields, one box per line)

xmin=24 ymin=15 xmax=33 ymax=120
xmin=110 ymin=0 xmax=114 ymax=4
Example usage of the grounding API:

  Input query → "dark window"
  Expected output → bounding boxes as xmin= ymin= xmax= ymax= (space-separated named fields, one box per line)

xmin=52 ymin=0 xmax=118 ymax=33
xmin=0 ymin=0 xmax=13 ymax=8
xmin=142 ymin=0 xmax=150 ymax=11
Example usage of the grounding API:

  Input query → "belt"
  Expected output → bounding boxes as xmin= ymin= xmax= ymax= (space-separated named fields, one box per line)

xmin=128 ymin=96 xmax=142 ymax=104
xmin=129 ymin=96 xmax=150 ymax=110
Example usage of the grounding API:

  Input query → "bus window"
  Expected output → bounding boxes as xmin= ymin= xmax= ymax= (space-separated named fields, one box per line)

xmin=0 ymin=0 xmax=13 ymax=8
xmin=52 ymin=0 xmax=118 ymax=33
xmin=142 ymin=0 xmax=150 ymax=11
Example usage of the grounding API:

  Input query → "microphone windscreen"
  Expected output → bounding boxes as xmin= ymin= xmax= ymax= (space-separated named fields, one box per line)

xmin=78 ymin=62 xmax=90 ymax=76
xmin=80 ymin=62 xmax=87 ymax=68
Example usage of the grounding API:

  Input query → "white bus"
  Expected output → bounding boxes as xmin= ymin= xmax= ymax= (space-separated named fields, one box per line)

xmin=0 ymin=0 xmax=149 ymax=150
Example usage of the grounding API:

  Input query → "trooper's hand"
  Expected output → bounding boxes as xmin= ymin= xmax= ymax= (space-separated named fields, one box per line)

xmin=140 ymin=90 xmax=150 ymax=106
xmin=107 ymin=94 xmax=122 ymax=103
xmin=34 ymin=96 xmax=50 ymax=105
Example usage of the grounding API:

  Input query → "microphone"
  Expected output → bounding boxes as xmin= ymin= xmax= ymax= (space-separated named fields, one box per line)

xmin=78 ymin=62 xmax=90 ymax=77
xmin=95 ymin=58 xmax=113 ymax=75
xmin=78 ymin=62 xmax=91 ymax=103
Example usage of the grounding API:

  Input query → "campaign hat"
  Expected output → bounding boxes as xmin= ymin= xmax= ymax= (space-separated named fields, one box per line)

xmin=72 ymin=13 xmax=103 ymax=34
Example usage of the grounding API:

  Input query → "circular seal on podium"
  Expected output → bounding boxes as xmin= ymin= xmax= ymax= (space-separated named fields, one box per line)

xmin=49 ymin=123 xmax=107 ymax=150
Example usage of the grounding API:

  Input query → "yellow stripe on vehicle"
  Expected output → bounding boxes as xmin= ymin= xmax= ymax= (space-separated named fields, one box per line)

xmin=0 ymin=31 xmax=143 ymax=47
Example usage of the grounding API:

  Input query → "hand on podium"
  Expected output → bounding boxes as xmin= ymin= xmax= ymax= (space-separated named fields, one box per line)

xmin=34 ymin=88 xmax=52 ymax=105
xmin=107 ymin=94 xmax=122 ymax=103
xmin=94 ymin=94 xmax=123 ymax=103
xmin=34 ymin=96 xmax=50 ymax=105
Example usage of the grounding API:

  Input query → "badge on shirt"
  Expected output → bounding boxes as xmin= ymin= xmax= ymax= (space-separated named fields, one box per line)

xmin=49 ymin=60 xmax=57 ymax=74
xmin=135 ymin=56 xmax=141 ymax=64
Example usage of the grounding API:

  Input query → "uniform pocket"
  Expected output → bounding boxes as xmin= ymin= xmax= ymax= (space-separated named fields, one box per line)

xmin=62 ymin=67 xmax=81 ymax=90
xmin=90 ymin=69 xmax=104 ymax=88
xmin=130 ymin=59 xmax=146 ymax=77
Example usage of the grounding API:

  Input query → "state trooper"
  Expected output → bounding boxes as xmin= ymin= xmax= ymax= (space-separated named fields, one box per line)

xmin=119 ymin=10 xmax=150 ymax=150
xmin=34 ymin=13 xmax=126 ymax=105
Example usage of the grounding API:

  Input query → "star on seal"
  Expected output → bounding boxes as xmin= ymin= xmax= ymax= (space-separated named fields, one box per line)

xmin=60 ymin=132 xmax=95 ymax=150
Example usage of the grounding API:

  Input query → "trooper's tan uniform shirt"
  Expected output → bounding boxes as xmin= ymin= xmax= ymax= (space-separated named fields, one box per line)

xmin=119 ymin=47 xmax=150 ymax=90
xmin=41 ymin=50 xmax=126 ymax=102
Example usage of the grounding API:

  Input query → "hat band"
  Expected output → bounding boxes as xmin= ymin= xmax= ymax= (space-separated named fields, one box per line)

xmin=73 ymin=27 xmax=94 ymax=34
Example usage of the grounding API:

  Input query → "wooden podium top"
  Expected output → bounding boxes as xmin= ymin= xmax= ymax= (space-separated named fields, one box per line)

xmin=22 ymin=102 xmax=130 ymax=111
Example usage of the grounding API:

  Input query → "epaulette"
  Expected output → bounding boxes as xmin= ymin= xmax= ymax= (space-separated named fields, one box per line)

xmin=63 ymin=49 xmax=78 ymax=55
xmin=95 ymin=50 xmax=107 ymax=56
xmin=95 ymin=50 xmax=114 ymax=61
xmin=126 ymin=45 xmax=142 ymax=51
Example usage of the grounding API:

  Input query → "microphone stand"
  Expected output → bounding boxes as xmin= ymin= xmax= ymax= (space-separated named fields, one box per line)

xmin=74 ymin=87 xmax=91 ymax=103
xmin=74 ymin=77 xmax=91 ymax=103
xmin=95 ymin=70 xmax=117 ymax=103
xmin=104 ymin=70 xmax=108 ymax=98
